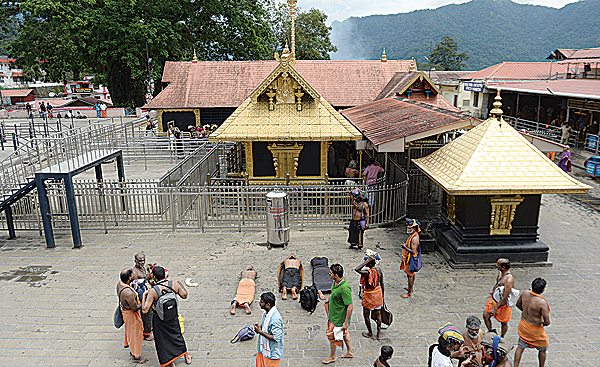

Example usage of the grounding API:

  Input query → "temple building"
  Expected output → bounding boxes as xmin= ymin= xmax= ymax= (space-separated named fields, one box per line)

xmin=209 ymin=45 xmax=362 ymax=181
xmin=413 ymin=91 xmax=591 ymax=264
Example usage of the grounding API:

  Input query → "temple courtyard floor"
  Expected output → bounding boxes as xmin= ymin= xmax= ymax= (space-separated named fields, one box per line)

xmin=0 ymin=192 xmax=599 ymax=367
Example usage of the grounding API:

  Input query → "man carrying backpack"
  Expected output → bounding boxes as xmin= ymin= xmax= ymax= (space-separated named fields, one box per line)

xmin=142 ymin=266 xmax=192 ymax=366
xmin=117 ymin=269 xmax=148 ymax=364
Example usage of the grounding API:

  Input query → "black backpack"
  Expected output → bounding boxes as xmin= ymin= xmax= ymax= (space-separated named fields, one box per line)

xmin=153 ymin=280 xmax=178 ymax=321
xmin=299 ymin=285 xmax=319 ymax=313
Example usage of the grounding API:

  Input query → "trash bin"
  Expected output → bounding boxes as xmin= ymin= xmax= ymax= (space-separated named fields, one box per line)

xmin=266 ymin=191 xmax=290 ymax=246
xmin=585 ymin=156 xmax=600 ymax=177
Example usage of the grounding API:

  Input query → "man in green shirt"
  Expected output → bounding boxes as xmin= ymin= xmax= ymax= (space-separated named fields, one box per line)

xmin=321 ymin=264 xmax=354 ymax=364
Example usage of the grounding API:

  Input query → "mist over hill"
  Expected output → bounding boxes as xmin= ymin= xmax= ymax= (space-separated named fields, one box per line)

xmin=331 ymin=0 xmax=600 ymax=69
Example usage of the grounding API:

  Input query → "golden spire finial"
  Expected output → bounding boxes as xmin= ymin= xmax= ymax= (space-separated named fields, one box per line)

xmin=381 ymin=48 xmax=387 ymax=62
xmin=192 ymin=50 xmax=198 ymax=63
xmin=288 ymin=0 xmax=297 ymax=61
xmin=490 ymin=89 xmax=504 ymax=119
xmin=409 ymin=58 xmax=417 ymax=72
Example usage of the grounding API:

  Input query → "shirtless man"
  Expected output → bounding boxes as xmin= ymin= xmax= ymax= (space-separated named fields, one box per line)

xmin=514 ymin=278 xmax=551 ymax=367
xmin=281 ymin=254 xmax=301 ymax=300
xmin=230 ymin=265 xmax=258 ymax=315
xmin=117 ymin=269 xmax=148 ymax=364
xmin=348 ymin=189 xmax=369 ymax=252
xmin=483 ymin=258 xmax=514 ymax=337
xmin=132 ymin=253 xmax=153 ymax=341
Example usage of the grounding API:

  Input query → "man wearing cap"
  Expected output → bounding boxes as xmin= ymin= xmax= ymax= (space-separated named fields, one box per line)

xmin=400 ymin=218 xmax=420 ymax=298
xmin=452 ymin=316 xmax=485 ymax=366
xmin=431 ymin=323 xmax=473 ymax=367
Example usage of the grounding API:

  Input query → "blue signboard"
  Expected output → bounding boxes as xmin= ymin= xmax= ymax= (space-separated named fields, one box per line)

xmin=464 ymin=82 xmax=484 ymax=93
xmin=587 ymin=135 xmax=598 ymax=150
xmin=586 ymin=162 xmax=595 ymax=176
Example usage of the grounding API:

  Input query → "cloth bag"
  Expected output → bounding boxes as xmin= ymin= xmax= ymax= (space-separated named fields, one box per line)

xmin=230 ymin=325 xmax=256 ymax=343
xmin=492 ymin=286 xmax=520 ymax=307
xmin=409 ymin=246 xmax=423 ymax=272
xmin=371 ymin=301 xmax=393 ymax=328
xmin=113 ymin=306 xmax=124 ymax=329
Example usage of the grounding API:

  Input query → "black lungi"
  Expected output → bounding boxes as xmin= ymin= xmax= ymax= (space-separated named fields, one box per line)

xmin=348 ymin=219 xmax=363 ymax=248
xmin=152 ymin=311 xmax=187 ymax=366
xmin=281 ymin=267 xmax=302 ymax=290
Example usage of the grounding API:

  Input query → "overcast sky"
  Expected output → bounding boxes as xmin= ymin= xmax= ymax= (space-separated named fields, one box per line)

xmin=294 ymin=0 xmax=579 ymax=24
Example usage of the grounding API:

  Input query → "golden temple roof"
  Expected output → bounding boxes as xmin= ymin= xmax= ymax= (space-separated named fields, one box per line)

xmin=412 ymin=116 xmax=592 ymax=195
xmin=210 ymin=51 xmax=362 ymax=142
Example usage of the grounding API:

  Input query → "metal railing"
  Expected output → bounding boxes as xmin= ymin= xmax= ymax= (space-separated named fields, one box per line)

xmin=1 ymin=180 xmax=408 ymax=233
xmin=0 ymin=117 xmax=147 ymax=198
xmin=584 ymin=133 xmax=600 ymax=155
xmin=504 ymin=116 xmax=580 ymax=147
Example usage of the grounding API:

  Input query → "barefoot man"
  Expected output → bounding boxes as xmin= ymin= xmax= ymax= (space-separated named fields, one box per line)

xmin=355 ymin=255 xmax=385 ymax=340
xmin=322 ymin=264 xmax=354 ymax=364
xmin=514 ymin=278 xmax=551 ymax=367
xmin=483 ymin=258 xmax=514 ymax=337
xmin=400 ymin=218 xmax=420 ymax=298
xmin=348 ymin=189 xmax=369 ymax=252
xmin=231 ymin=265 xmax=258 ymax=315
xmin=132 ymin=253 xmax=153 ymax=341
xmin=280 ymin=254 xmax=302 ymax=300
xmin=117 ymin=269 xmax=148 ymax=364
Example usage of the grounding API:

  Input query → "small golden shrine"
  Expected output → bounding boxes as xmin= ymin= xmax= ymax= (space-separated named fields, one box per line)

xmin=412 ymin=91 xmax=591 ymax=264
xmin=210 ymin=1 xmax=362 ymax=181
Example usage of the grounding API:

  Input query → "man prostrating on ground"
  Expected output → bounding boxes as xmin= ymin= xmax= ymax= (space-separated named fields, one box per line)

xmin=321 ymin=264 xmax=354 ymax=364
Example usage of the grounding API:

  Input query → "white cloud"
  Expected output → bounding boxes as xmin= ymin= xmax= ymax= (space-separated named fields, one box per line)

xmin=292 ymin=0 xmax=578 ymax=24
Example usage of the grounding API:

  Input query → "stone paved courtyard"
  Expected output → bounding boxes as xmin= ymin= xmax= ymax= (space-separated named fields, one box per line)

xmin=0 ymin=193 xmax=599 ymax=367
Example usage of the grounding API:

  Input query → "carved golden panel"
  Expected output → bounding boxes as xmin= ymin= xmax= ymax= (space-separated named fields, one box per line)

xmin=489 ymin=195 xmax=524 ymax=235
xmin=447 ymin=195 xmax=456 ymax=224
xmin=268 ymin=142 xmax=304 ymax=178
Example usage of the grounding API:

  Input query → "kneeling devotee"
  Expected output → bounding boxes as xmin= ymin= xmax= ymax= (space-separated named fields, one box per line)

xmin=277 ymin=254 xmax=303 ymax=300
xmin=231 ymin=265 xmax=258 ymax=315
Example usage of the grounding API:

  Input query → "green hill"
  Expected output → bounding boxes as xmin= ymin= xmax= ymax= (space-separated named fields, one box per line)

xmin=331 ymin=0 xmax=600 ymax=69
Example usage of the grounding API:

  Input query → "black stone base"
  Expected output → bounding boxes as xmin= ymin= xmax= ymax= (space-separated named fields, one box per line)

xmin=433 ymin=224 xmax=549 ymax=264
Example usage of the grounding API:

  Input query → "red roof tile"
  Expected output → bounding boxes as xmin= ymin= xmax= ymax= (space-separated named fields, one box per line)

xmin=553 ymin=48 xmax=600 ymax=60
xmin=341 ymin=97 xmax=475 ymax=146
xmin=146 ymin=60 xmax=413 ymax=109
xmin=486 ymin=79 xmax=600 ymax=100
xmin=1 ymin=89 xmax=35 ymax=97
xmin=461 ymin=62 xmax=570 ymax=81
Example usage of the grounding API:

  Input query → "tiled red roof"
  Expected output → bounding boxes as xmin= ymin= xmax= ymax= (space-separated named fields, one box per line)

xmin=1 ymin=89 xmax=34 ymax=97
xmin=554 ymin=48 xmax=600 ymax=60
xmin=146 ymin=60 xmax=413 ymax=109
xmin=341 ymin=97 xmax=475 ymax=146
xmin=461 ymin=62 xmax=570 ymax=81
xmin=486 ymin=79 xmax=600 ymax=100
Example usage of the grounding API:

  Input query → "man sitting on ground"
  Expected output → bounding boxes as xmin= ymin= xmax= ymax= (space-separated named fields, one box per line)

xmin=279 ymin=254 xmax=302 ymax=300
xmin=230 ymin=265 xmax=258 ymax=315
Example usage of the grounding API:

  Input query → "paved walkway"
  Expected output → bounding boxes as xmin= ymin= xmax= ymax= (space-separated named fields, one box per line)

xmin=0 ymin=193 xmax=598 ymax=367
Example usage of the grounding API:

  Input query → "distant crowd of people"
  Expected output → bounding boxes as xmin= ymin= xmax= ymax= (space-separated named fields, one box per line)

xmin=25 ymin=101 xmax=108 ymax=120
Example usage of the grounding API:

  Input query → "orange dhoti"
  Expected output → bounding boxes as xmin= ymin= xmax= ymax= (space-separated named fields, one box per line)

xmin=518 ymin=317 xmax=549 ymax=348
xmin=122 ymin=309 xmax=143 ymax=358
xmin=232 ymin=278 xmax=255 ymax=306
xmin=360 ymin=268 xmax=383 ymax=310
xmin=484 ymin=298 xmax=512 ymax=323
xmin=256 ymin=351 xmax=280 ymax=367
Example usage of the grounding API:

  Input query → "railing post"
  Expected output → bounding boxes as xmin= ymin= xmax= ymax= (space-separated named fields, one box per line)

xmin=300 ymin=185 xmax=305 ymax=230
xmin=170 ymin=188 xmax=176 ymax=232
xmin=237 ymin=186 xmax=242 ymax=232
